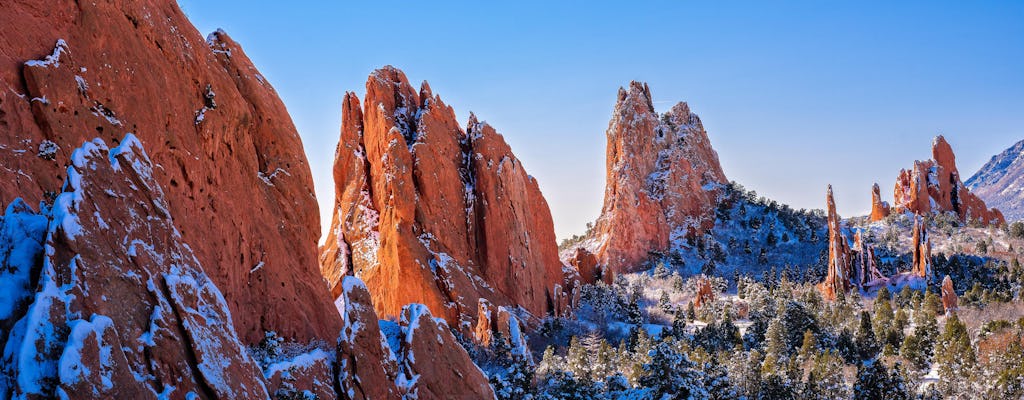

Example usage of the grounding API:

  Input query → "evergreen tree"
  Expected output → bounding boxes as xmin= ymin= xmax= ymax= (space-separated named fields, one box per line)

xmin=934 ymin=313 xmax=976 ymax=396
xmin=853 ymin=359 xmax=895 ymax=400
xmin=658 ymin=290 xmax=672 ymax=314
xmin=855 ymin=311 xmax=879 ymax=360
xmin=565 ymin=336 xmax=590 ymax=382
xmin=639 ymin=341 xmax=706 ymax=399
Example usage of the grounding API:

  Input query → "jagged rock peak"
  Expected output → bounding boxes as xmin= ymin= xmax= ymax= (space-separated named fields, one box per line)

xmin=891 ymin=135 xmax=1004 ymax=225
xmin=819 ymin=185 xmax=854 ymax=301
xmin=589 ymin=81 xmax=728 ymax=273
xmin=320 ymin=66 xmax=575 ymax=330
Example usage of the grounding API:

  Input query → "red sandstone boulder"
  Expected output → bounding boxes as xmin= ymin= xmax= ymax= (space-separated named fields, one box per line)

xmin=590 ymin=82 xmax=728 ymax=273
xmin=0 ymin=0 xmax=340 ymax=345
xmin=320 ymin=66 xmax=571 ymax=329
xmin=869 ymin=183 xmax=891 ymax=222
xmin=891 ymin=136 xmax=1004 ymax=225
xmin=568 ymin=247 xmax=611 ymax=285
xmin=941 ymin=275 xmax=958 ymax=313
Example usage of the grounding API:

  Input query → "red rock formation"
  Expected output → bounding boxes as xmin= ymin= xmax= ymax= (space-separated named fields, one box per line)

xmin=819 ymin=186 xmax=854 ymax=301
xmin=392 ymin=305 xmax=496 ymax=399
xmin=911 ymin=217 xmax=932 ymax=280
xmin=1 ymin=136 xmax=268 ymax=398
xmin=941 ymin=275 xmax=958 ymax=313
xmin=320 ymin=66 xmax=572 ymax=328
xmin=853 ymin=232 xmax=888 ymax=288
xmin=568 ymin=247 xmax=611 ymax=285
xmin=0 ymin=0 xmax=340 ymax=344
xmin=590 ymin=82 xmax=728 ymax=273
xmin=336 ymin=277 xmax=401 ymax=400
xmin=694 ymin=276 xmax=716 ymax=309
xmin=869 ymin=183 xmax=891 ymax=222
xmin=892 ymin=136 xmax=1004 ymax=225
xmin=473 ymin=299 xmax=530 ymax=357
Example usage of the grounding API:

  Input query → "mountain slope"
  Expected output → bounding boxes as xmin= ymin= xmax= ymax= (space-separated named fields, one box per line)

xmin=966 ymin=138 xmax=1024 ymax=222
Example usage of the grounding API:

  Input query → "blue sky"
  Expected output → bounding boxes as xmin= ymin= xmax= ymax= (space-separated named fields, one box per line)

xmin=177 ymin=1 xmax=1024 ymax=240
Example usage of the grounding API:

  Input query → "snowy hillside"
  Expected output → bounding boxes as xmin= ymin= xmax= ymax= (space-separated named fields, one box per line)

xmin=966 ymin=138 xmax=1024 ymax=222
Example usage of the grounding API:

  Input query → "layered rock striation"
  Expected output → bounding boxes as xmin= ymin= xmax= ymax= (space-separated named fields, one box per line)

xmin=589 ymin=82 xmax=728 ymax=273
xmin=320 ymin=66 xmax=574 ymax=329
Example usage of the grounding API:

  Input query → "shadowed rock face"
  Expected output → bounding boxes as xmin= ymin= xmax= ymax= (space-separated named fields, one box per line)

xmin=1 ymin=136 xmax=269 ymax=399
xmin=320 ymin=66 xmax=573 ymax=329
xmin=590 ymin=82 xmax=728 ymax=274
xmin=891 ymin=136 xmax=1004 ymax=225
xmin=0 ymin=0 xmax=340 ymax=344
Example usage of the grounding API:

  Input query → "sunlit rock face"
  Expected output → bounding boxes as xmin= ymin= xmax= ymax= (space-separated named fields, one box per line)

xmin=818 ymin=186 xmax=854 ymax=301
xmin=891 ymin=136 xmax=1004 ymax=225
xmin=590 ymin=82 xmax=728 ymax=274
xmin=869 ymin=183 xmax=891 ymax=222
xmin=0 ymin=0 xmax=341 ymax=345
xmin=320 ymin=66 xmax=575 ymax=329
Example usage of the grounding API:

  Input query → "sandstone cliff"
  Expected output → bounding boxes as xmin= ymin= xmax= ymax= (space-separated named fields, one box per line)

xmin=0 ymin=0 xmax=340 ymax=344
xmin=320 ymin=66 xmax=575 ymax=329
xmin=590 ymin=82 xmax=728 ymax=273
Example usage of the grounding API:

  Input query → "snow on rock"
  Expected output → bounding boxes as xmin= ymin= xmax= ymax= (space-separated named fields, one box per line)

xmin=3 ymin=0 xmax=340 ymax=346
xmin=320 ymin=66 xmax=572 ymax=330
xmin=262 ymin=348 xmax=335 ymax=400
xmin=890 ymin=135 xmax=1004 ymax=225
xmin=336 ymin=276 xmax=401 ymax=400
xmin=966 ymin=138 xmax=1024 ymax=222
xmin=588 ymin=82 xmax=729 ymax=273
xmin=391 ymin=303 xmax=495 ymax=400
xmin=0 ymin=135 xmax=267 ymax=399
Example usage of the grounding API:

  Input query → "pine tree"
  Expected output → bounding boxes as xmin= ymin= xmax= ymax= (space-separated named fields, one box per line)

xmin=853 ymin=359 xmax=894 ymax=400
xmin=565 ymin=336 xmax=590 ymax=382
xmin=934 ymin=313 xmax=977 ymax=396
xmin=658 ymin=290 xmax=672 ymax=314
xmin=855 ymin=311 xmax=880 ymax=360
xmin=797 ymin=330 xmax=817 ymax=364
xmin=639 ymin=341 xmax=705 ymax=399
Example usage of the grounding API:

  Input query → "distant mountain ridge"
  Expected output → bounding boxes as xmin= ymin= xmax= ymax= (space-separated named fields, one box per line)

xmin=966 ymin=138 xmax=1024 ymax=222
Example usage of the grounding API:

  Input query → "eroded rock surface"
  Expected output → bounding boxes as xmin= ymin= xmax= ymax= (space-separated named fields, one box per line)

xmin=0 ymin=0 xmax=340 ymax=344
xmin=320 ymin=66 xmax=572 ymax=329
xmin=891 ymin=136 xmax=1004 ymax=225
xmin=0 ymin=136 xmax=268 ymax=399
xmin=589 ymin=82 xmax=728 ymax=273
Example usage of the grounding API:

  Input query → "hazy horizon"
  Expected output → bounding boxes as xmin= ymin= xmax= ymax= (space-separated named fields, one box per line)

xmin=177 ymin=1 xmax=1024 ymax=241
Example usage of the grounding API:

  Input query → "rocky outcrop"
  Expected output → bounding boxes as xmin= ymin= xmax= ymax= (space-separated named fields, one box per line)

xmin=0 ymin=0 xmax=340 ymax=344
xmin=941 ymin=275 xmax=958 ymax=313
xmin=388 ymin=305 xmax=496 ymax=399
xmin=819 ymin=186 xmax=854 ymax=301
xmin=568 ymin=247 xmax=611 ymax=285
xmin=694 ymin=276 xmax=715 ymax=309
xmin=869 ymin=183 xmax=891 ymax=222
xmin=966 ymin=138 xmax=1024 ymax=222
xmin=0 ymin=136 xmax=268 ymax=399
xmin=590 ymin=82 xmax=728 ymax=273
xmin=473 ymin=299 xmax=530 ymax=358
xmin=336 ymin=277 xmax=402 ymax=400
xmin=911 ymin=217 xmax=932 ymax=280
xmin=320 ymin=66 xmax=572 ymax=328
xmin=891 ymin=136 xmax=1004 ymax=225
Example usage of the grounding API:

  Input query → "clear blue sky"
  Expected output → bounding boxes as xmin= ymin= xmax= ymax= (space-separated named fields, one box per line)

xmin=177 ymin=1 xmax=1024 ymax=240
